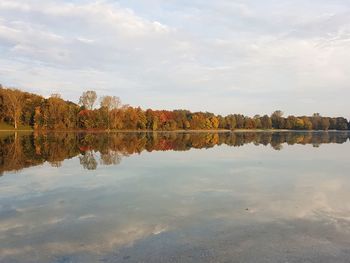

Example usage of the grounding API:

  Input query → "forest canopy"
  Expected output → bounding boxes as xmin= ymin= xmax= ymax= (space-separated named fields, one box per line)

xmin=0 ymin=85 xmax=349 ymax=131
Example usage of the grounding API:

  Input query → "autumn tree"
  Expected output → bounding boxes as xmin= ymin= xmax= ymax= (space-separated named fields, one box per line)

xmin=311 ymin=113 xmax=321 ymax=130
xmin=320 ymin=118 xmax=330 ymax=131
xmin=0 ymin=85 xmax=349 ymax=132
xmin=271 ymin=110 xmax=284 ymax=129
xmin=234 ymin=114 xmax=245 ymax=129
xmin=45 ymin=94 xmax=69 ymax=129
xmin=335 ymin=117 xmax=348 ymax=130
xmin=302 ymin=117 xmax=312 ymax=130
xmin=225 ymin=115 xmax=237 ymax=130
xmin=0 ymin=87 xmax=23 ymax=129
xmin=79 ymin=90 xmax=97 ymax=110
xmin=260 ymin=115 xmax=272 ymax=129
xmin=100 ymin=96 xmax=121 ymax=130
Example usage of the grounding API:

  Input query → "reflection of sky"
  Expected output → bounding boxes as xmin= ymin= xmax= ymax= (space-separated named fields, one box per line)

xmin=1 ymin=142 xmax=350 ymax=262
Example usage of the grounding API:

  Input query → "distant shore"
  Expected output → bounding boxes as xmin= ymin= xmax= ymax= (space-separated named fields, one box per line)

xmin=0 ymin=128 xmax=348 ymax=133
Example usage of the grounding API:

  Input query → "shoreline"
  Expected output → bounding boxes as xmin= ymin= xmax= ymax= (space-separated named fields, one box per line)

xmin=0 ymin=129 xmax=348 ymax=133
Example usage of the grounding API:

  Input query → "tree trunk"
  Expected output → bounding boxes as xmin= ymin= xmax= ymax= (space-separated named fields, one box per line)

xmin=107 ymin=110 xmax=110 ymax=131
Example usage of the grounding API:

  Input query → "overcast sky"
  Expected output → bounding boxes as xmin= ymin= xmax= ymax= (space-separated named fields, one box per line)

xmin=0 ymin=0 xmax=349 ymax=117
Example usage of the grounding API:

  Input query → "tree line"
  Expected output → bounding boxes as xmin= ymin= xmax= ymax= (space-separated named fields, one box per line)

xmin=1 ymin=131 xmax=349 ymax=175
xmin=0 ymin=85 xmax=349 ymax=131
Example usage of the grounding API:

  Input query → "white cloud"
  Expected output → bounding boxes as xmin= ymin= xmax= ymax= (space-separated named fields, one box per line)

xmin=0 ymin=0 xmax=349 ymax=117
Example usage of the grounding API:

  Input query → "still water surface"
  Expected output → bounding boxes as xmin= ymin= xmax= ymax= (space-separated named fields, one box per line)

xmin=1 ymin=131 xmax=350 ymax=262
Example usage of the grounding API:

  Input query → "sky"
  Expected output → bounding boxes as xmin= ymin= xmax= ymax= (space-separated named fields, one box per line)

xmin=0 ymin=0 xmax=349 ymax=117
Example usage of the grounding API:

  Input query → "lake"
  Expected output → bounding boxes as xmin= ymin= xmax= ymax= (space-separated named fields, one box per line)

xmin=1 ymin=131 xmax=350 ymax=263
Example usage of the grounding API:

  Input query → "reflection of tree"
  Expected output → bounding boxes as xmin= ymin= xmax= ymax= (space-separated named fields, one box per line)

xmin=271 ymin=144 xmax=283 ymax=151
xmin=49 ymin=161 xmax=62 ymax=167
xmin=0 ymin=132 xmax=31 ymax=175
xmin=79 ymin=151 xmax=97 ymax=170
xmin=0 ymin=131 xmax=349 ymax=174
xmin=100 ymin=150 xmax=122 ymax=166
